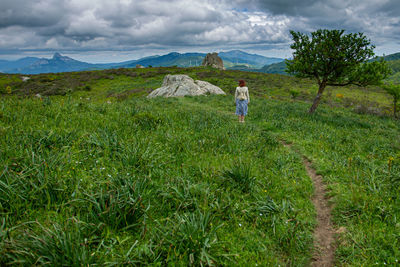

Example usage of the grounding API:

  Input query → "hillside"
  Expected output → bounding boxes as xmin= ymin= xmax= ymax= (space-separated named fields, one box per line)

xmin=1 ymin=67 xmax=399 ymax=265
xmin=259 ymin=61 xmax=288 ymax=75
xmin=1 ymin=66 xmax=393 ymax=114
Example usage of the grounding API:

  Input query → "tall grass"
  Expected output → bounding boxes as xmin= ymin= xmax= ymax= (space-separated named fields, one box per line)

xmin=2 ymin=76 xmax=398 ymax=265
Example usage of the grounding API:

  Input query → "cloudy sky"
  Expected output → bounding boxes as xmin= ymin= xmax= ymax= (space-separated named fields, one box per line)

xmin=0 ymin=0 xmax=399 ymax=62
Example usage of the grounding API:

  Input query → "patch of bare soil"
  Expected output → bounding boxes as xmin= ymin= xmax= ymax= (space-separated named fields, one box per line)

xmin=303 ymin=158 xmax=335 ymax=267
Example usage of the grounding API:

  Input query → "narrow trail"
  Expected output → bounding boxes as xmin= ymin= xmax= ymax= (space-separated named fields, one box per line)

xmin=282 ymin=142 xmax=336 ymax=267
xmin=182 ymin=100 xmax=337 ymax=265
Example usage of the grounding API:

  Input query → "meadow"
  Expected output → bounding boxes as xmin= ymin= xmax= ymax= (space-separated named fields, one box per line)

xmin=0 ymin=67 xmax=399 ymax=265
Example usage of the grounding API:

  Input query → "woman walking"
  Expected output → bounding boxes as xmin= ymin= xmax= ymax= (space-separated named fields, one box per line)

xmin=235 ymin=80 xmax=250 ymax=123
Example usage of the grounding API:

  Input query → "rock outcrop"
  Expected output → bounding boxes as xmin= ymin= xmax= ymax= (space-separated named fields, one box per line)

xmin=147 ymin=74 xmax=226 ymax=98
xmin=202 ymin=53 xmax=225 ymax=70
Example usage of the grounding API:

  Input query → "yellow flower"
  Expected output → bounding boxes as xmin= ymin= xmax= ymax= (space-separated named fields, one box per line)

xmin=6 ymin=86 xmax=12 ymax=94
xmin=336 ymin=93 xmax=344 ymax=98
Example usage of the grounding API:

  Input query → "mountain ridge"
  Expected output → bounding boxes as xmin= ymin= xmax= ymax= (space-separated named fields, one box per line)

xmin=0 ymin=50 xmax=284 ymax=74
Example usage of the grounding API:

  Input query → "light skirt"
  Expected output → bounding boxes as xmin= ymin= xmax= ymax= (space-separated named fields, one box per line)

xmin=235 ymin=99 xmax=248 ymax=116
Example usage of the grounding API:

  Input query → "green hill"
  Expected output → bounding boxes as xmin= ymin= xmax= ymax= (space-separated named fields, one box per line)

xmin=259 ymin=61 xmax=288 ymax=75
xmin=1 ymin=67 xmax=399 ymax=266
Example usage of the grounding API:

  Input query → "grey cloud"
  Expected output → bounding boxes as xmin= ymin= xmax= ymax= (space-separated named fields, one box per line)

xmin=0 ymin=0 xmax=398 ymax=58
xmin=0 ymin=0 xmax=67 ymax=28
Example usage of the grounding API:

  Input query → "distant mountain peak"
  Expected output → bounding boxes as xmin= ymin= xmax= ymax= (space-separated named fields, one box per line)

xmin=53 ymin=52 xmax=63 ymax=59
xmin=52 ymin=52 xmax=76 ymax=63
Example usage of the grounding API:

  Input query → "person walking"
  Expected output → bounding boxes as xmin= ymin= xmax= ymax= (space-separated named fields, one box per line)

xmin=235 ymin=80 xmax=250 ymax=123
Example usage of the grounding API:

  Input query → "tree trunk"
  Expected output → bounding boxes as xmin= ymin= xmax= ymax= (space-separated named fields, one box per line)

xmin=309 ymin=81 xmax=327 ymax=114
xmin=394 ymin=98 xmax=398 ymax=118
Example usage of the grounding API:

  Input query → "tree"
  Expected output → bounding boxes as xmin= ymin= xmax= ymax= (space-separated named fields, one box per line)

xmin=286 ymin=29 xmax=391 ymax=113
xmin=382 ymin=82 xmax=400 ymax=118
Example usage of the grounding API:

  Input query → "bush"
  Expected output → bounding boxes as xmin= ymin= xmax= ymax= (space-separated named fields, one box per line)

xmin=159 ymin=210 xmax=222 ymax=265
xmin=222 ymin=160 xmax=256 ymax=193
xmin=133 ymin=112 xmax=163 ymax=130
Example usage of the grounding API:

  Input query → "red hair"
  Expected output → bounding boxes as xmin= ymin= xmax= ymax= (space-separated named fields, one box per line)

xmin=238 ymin=80 xmax=246 ymax=87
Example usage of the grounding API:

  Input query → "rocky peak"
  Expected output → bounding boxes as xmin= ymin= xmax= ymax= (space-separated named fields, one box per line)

xmin=52 ymin=52 xmax=73 ymax=62
xmin=202 ymin=52 xmax=225 ymax=70
xmin=53 ymin=52 xmax=63 ymax=59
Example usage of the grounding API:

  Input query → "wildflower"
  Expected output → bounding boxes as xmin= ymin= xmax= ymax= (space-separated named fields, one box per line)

xmin=259 ymin=213 xmax=263 ymax=216
xmin=6 ymin=86 xmax=12 ymax=94
xmin=239 ymin=223 xmax=242 ymax=227
xmin=336 ymin=93 xmax=344 ymax=98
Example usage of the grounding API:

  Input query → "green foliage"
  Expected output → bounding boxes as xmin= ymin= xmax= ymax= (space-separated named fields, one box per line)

xmin=2 ymin=221 xmax=99 ymax=266
xmin=382 ymin=82 xmax=400 ymax=117
xmin=132 ymin=112 xmax=163 ymax=130
xmin=289 ymin=89 xmax=300 ymax=99
xmin=161 ymin=210 xmax=222 ymax=265
xmin=82 ymin=176 xmax=150 ymax=231
xmin=222 ymin=160 xmax=256 ymax=193
xmin=286 ymin=29 xmax=390 ymax=112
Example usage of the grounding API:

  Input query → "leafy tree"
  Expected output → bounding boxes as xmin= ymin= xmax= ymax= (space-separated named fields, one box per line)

xmin=382 ymin=82 xmax=400 ymax=118
xmin=286 ymin=29 xmax=391 ymax=113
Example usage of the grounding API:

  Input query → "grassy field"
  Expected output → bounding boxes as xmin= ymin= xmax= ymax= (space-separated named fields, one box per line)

xmin=0 ymin=66 xmax=395 ymax=113
xmin=0 ymin=67 xmax=399 ymax=265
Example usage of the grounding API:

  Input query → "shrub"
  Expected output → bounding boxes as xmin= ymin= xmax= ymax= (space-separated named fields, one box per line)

xmin=1 ymin=221 xmax=99 ymax=266
xmin=160 ymin=210 xmax=222 ymax=265
xmin=133 ymin=112 xmax=163 ymax=130
xmin=82 ymin=176 xmax=150 ymax=231
xmin=289 ymin=89 xmax=300 ymax=99
xmin=222 ymin=160 xmax=256 ymax=193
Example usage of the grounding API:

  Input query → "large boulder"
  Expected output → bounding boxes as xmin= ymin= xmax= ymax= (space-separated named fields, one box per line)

xmin=147 ymin=74 xmax=226 ymax=98
xmin=202 ymin=52 xmax=225 ymax=70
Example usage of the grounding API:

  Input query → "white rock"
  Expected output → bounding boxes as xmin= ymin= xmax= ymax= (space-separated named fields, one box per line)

xmin=147 ymin=74 xmax=226 ymax=98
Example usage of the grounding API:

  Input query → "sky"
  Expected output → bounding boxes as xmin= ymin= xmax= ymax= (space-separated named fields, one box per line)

xmin=0 ymin=0 xmax=399 ymax=63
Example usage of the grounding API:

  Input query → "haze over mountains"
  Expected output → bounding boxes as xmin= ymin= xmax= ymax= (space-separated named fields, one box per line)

xmin=0 ymin=50 xmax=283 ymax=74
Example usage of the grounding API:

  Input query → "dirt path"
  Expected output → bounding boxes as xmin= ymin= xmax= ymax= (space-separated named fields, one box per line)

xmin=283 ymin=142 xmax=336 ymax=267
xmin=182 ymin=100 xmax=337 ymax=265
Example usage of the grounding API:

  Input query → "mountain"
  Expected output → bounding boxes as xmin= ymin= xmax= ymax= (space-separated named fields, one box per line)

xmin=371 ymin=52 xmax=400 ymax=62
xmin=382 ymin=52 xmax=400 ymax=61
xmin=219 ymin=50 xmax=283 ymax=68
xmin=7 ymin=53 xmax=98 ymax=74
xmin=0 ymin=57 xmax=41 ymax=72
xmin=1 ymin=50 xmax=284 ymax=74
xmin=122 ymin=50 xmax=284 ymax=69
xmin=370 ymin=52 xmax=400 ymax=82
xmin=123 ymin=52 xmax=205 ymax=68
